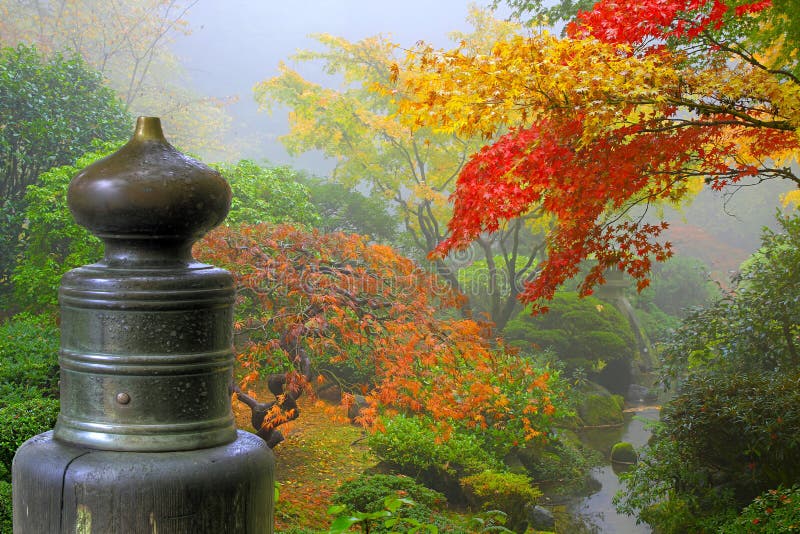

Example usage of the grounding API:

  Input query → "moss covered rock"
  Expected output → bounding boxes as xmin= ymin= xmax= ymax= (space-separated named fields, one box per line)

xmin=577 ymin=391 xmax=624 ymax=427
xmin=610 ymin=442 xmax=638 ymax=464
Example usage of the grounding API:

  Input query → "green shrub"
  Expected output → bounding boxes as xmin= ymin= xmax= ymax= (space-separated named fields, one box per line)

xmin=639 ymin=494 xmax=706 ymax=534
xmin=615 ymin=421 xmax=738 ymax=533
xmin=617 ymin=214 xmax=800 ymax=532
xmin=333 ymin=474 xmax=444 ymax=514
xmin=0 ymin=397 xmax=60 ymax=473
xmin=0 ymin=313 xmax=60 ymax=406
xmin=0 ymin=480 xmax=11 ymax=534
xmin=327 ymin=495 xmax=447 ymax=534
xmin=367 ymin=414 xmax=498 ymax=475
xmin=12 ymin=149 xmax=110 ymax=311
xmin=504 ymin=292 xmax=637 ymax=393
xmin=663 ymin=370 xmax=800 ymax=494
xmin=460 ymin=470 xmax=541 ymax=533
xmin=367 ymin=414 xmax=502 ymax=504
xmin=217 ymin=160 xmax=320 ymax=228
xmin=332 ymin=474 xmax=449 ymax=534
xmin=719 ymin=485 xmax=800 ymax=533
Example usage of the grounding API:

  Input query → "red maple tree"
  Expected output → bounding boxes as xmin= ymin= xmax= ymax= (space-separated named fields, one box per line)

xmin=401 ymin=0 xmax=799 ymax=312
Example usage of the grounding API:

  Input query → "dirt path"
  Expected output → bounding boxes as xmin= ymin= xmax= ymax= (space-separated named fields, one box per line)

xmin=233 ymin=395 xmax=377 ymax=531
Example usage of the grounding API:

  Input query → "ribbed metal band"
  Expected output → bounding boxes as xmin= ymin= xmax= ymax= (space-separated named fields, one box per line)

xmin=54 ymin=263 xmax=238 ymax=452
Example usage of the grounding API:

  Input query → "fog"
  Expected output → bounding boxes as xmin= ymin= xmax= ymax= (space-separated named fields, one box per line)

xmin=169 ymin=1 xmax=792 ymax=265
xmin=171 ymin=0 xmax=507 ymax=172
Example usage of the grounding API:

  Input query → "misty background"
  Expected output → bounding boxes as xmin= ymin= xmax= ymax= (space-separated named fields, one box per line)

xmin=171 ymin=0 xmax=509 ymax=171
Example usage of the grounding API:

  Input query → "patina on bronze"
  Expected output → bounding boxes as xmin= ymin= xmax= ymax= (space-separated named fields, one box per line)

xmin=12 ymin=117 xmax=274 ymax=533
xmin=57 ymin=116 xmax=235 ymax=452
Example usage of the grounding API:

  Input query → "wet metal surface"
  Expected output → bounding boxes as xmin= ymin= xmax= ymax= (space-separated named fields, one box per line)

xmin=13 ymin=117 xmax=274 ymax=533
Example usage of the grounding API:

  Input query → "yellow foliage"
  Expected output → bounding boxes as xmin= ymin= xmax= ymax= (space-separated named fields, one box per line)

xmin=782 ymin=189 xmax=800 ymax=208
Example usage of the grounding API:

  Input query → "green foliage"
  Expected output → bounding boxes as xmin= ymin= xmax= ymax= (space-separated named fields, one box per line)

xmin=661 ymin=213 xmax=800 ymax=380
xmin=467 ymin=510 xmax=515 ymax=533
xmin=0 ymin=44 xmax=130 ymax=202
xmin=0 ymin=313 xmax=60 ymax=533
xmin=327 ymin=496 xmax=439 ymax=534
xmin=495 ymin=0 xmax=596 ymax=26
xmin=618 ymin=216 xmax=800 ymax=531
xmin=505 ymin=292 xmax=636 ymax=369
xmin=0 ymin=313 xmax=60 ymax=405
xmin=0 ymin=397 xmax=60 ymax=475
xmin=300 ymin=178 xmax=398 ymax=243
xmin=367 ymin=414 xmax=499 ymax=476
xmin=456 ymin=254 xmax=534 ymax=323
xmin=217 ymin=160 xmax=320 ymax=227
xmin=745 ymin=0 xmax=800 ymax=78
xmin=11 ymin=146 xmax=112 ymax=310
xmin=0 ymin=198 xmax=25 ymax=305
xmin=460 ymin=470 xmax=541 ymax=533
xmin=666 ymin=370 xmax=800 ymax=492
xmin=0 ymin=43 xmax=129 ymax=299
xmin=333 ymin=474 xmax=444 ymax=516
xmin=614 ymin=421 xmax=737 ymax=533
xmin=617 ymin=371 xmax=800 ymax=531
xmin=329 ymin=475 xmax=462 ymax=533
xmin=719 ymin=485 xmax=800 ymax=534
xmin=0 ymin=480 xmax=10 ymax=534
xmin=632 ymin=255 xmax=719 ymax=318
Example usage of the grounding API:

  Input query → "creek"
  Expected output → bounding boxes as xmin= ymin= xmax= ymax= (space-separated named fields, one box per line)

xmin=565 ymin=405 xmax=660 ymax=533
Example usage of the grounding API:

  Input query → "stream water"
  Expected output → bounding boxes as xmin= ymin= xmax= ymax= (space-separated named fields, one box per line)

xmin=566 ymin=406 xmax=661 ymax=533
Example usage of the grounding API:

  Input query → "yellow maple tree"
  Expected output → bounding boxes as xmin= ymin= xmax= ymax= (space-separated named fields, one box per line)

xmin=254 ymin=11 xmax=551 ymax=330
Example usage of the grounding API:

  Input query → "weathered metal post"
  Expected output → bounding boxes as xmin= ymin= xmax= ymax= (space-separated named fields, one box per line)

xmin=12 ymin=117 xmax=274 ymax=533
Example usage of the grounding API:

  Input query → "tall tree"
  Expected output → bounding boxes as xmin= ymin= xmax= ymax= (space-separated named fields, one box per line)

xmin=0 ymin=0 xmax=234 ymax=157
xmin=0 ymin=45 xmax=129 ymax=202
xmin=254 ymin=10 xmax=549 ymax=330
xmin=0 ymin=45 xmax=129 ymax=299
xmin=397 ymin=1 xmax=799 ymax=313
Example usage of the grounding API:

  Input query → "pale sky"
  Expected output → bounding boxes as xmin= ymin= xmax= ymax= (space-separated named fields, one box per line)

xmin=172 ymin=0 xmax=506 ymax=170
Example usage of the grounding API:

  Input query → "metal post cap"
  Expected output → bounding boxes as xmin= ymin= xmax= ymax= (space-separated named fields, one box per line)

xmin=68 ymin=116 xmax=231 ymax=252
xmin=54 ymin=117 xmax=238 ymax=451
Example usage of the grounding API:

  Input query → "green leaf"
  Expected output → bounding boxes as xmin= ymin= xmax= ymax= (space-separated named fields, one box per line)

xmin=326 ymin=504 xmax=348 ymax=516
xmin=328 ymin=515 xmax=361 ymax=533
